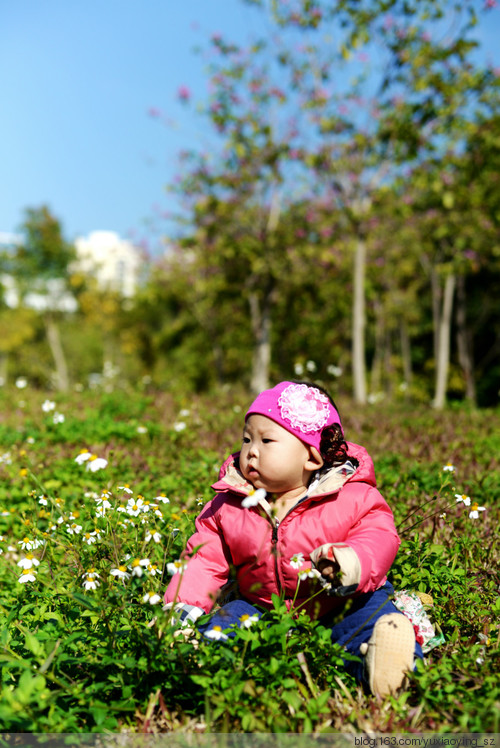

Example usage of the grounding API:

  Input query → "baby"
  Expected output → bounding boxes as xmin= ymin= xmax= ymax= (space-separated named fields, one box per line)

xmin=165 ymin=381 xmax=422 ymax=695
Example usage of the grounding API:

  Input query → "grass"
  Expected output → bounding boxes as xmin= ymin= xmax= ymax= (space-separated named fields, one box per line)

xmin=0 ymin=384 xmax=498 ymax=734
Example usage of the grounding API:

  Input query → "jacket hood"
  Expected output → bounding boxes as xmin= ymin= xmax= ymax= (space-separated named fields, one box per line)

xmin=211 ymin=441 xmax=377 ymax=500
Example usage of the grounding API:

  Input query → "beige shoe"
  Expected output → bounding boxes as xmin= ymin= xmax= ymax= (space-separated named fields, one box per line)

xmin=360 ymin=612 xmax=415 ymax=696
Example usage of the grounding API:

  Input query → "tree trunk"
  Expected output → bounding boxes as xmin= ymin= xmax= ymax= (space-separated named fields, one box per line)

xmin=352 ymin=239 xmax=367 ymax=404
xmin=249 ymin=290 xmax=271 ymax=394
xmin=430 ymin=265 xmax=442 ymax=366
xmin=369 ymin=297 xmax=384 ymax=396
xmin=247 ymin=190 xmax=280 ymax=395
xmin=433 ymin=273 xmax=456 ymax=410
xmin=0 ymin=353 xmax=8 ymax=386
xmin=399 ymin=320 xmax=412 ymax=387
xmin=383 ymin=330 xmax=394 ymax=398
xmin=45 ymin=315 xmax=70 ymax=392
xmin=455 ymin=275 xmax=476 ymax=405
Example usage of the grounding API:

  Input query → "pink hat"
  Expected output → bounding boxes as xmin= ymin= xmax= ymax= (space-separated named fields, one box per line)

xmin=245 ymin=381 xmax=342 ymax=451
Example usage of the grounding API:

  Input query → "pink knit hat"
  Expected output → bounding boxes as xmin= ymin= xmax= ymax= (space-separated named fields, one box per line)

xmin=245 ymin=381 xmax=342 ymax=451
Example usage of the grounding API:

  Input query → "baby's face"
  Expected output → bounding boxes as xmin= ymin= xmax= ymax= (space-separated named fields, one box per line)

xmin=239 ymin=415 xmax=312 ymax=497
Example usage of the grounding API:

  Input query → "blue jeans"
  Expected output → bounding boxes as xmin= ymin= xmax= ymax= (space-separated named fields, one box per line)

xmin=198 ymin=582 xmax=423 ymax=688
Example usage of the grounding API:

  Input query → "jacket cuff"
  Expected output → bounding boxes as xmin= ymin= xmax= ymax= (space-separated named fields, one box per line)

xmin=310 ymin=543 xmax=361 ymax=588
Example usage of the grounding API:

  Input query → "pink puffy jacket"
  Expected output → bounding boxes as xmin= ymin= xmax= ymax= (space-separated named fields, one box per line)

xmin=164 ymin=442 xmax=400 ymax=620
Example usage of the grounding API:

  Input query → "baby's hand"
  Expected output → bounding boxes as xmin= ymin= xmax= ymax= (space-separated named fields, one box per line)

xmin=310 ymin=544 xmax=342 ymax=587
xmin=316 ymin=558 xmax=341 ymax=585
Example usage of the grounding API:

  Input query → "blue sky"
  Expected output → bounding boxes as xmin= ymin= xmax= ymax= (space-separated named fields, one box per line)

xmin=1 ymin=1 xmax=499 ymax=255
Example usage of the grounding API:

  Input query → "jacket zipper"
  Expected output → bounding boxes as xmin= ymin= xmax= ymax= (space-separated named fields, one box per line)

xmin=267 ymin=495 xmax=312 ymax=599
xmin=271 ymin=521 xmax=283 ymax=595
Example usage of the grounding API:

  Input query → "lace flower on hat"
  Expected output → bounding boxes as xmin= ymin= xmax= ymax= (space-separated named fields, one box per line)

xmin=278 ymin=384 xmax=330 ymax=433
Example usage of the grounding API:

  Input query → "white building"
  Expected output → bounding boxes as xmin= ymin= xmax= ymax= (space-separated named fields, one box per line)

xmin=0 ymin=274 xmax=78 ymax=312
xmin=0 ymin=230 xmax=142 ymax=311
xmin=73 ymin=231 xmax=142 ymax=298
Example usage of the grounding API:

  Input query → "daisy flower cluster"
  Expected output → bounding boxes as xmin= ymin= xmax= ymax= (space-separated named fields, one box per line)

xmin=75 ymin=449 xmax=108 ymax=472
xmin=455 ymin=494 xmax=486 ymax=520
xmin=41 ymin=399 xmax=65 ymax=425
xmin=0 ymin=450 xmax=192 ymax=611
xmin=442 ymin=464 xmax=487 ymax=521
xmin=289 ymin=551 xmax=322 ymax=582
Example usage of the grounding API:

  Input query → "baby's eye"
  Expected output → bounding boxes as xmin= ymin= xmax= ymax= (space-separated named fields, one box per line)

xmin=242 ymin=436 xmax=250 ymax=444
xmin=262 ymin=438 xmax=273 ymax=444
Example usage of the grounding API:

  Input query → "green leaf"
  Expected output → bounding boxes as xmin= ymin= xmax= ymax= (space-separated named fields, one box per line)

xmin=24 ymin=632 xmax=44 ymax=658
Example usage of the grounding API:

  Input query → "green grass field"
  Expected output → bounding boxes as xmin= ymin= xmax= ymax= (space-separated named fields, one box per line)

xmin=0 ymin=385 xmax=498 ymax=734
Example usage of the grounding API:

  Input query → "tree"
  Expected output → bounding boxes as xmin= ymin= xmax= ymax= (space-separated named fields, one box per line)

xmin=10 ymin=206 xmax=77 ymax=391
xmin=152 ymin=0 xmax=499 ymax=402
xmin=166 ymin=35 xmax=330 ymax=392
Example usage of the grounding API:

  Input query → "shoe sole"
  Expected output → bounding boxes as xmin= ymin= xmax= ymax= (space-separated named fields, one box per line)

xmin=365 ymin=612 xmax=415 ymax=696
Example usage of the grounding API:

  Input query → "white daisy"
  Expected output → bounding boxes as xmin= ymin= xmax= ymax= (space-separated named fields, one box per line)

xmin=469 ymin=502 xmax=486 ymax=520
xmin=298 ymin=567 xmax=322 ymax=582
xmin=205 ymin=625 xmax=228 ymax=641
xmin=241 ymin=488 xmax=266 ymax=508
xmin=75 ymin=450 xmax=92 ymax=464
xmin=239 ymin=613 xmax=259 ymax=628
xmin=18 ymin=569 xmax=37 ymax=583
xmin=110 ymin=565 xmax=130 ymax=580
xmin=17 ymin=553 xmax=40 ymax=570
xmin=143 ymin=591 xmax=162 ymax=605
xmin=82 ymin=576 xmax=100 ymax=591
xmin=130 ymin=558 xmax=150 ymax=577
xmin=155 ymin=494 xmax=170 ymax=504
xmin=87 ymin=456 xmax=108 ymax=472
xmin=145 ymin=529 xmax=162 ymax=544
xmin=126 ymin=497 xmax=145 ymax=517
xmin=290 ymin=552 xmax=305 ymax=570
xmin=166 ymin=560 xmax=187 ymax=576
xmin=66 ymin=523 xmax=83 ymax=535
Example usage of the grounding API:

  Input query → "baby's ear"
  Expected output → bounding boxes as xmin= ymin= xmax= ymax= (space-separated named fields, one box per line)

xmin=306 ymin=446 xmax=324 ymax=471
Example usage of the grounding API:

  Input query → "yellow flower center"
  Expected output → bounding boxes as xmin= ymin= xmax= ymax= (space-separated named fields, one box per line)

xmin=471 ymin=502 xmax=479 ymax=511
xmin=213 ymin=626 xmax=222 ymax=632
xmin=118 ymin=565 xmax=127 ymax=572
